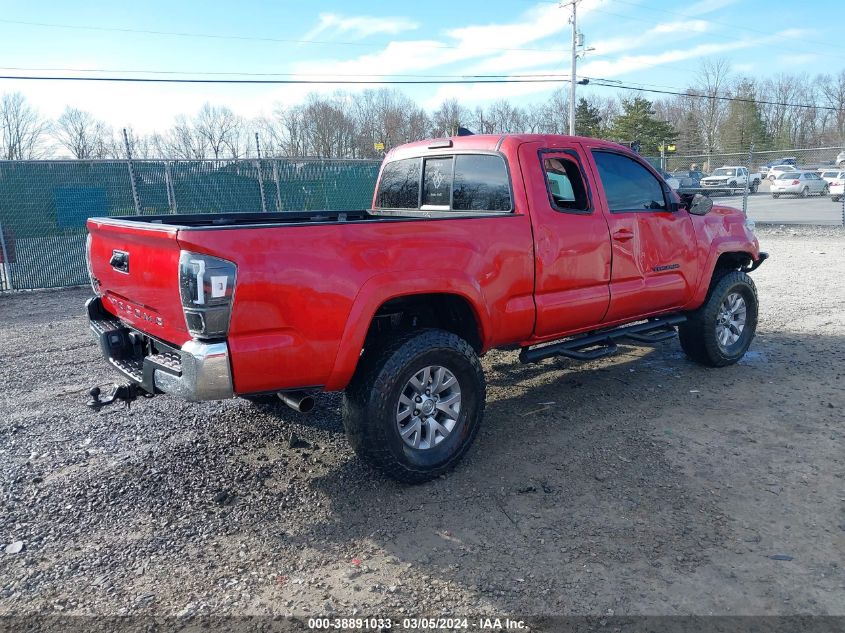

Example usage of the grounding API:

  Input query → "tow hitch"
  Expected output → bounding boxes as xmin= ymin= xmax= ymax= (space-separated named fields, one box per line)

xmin=87 ymin=383 xmax=152 ymax=411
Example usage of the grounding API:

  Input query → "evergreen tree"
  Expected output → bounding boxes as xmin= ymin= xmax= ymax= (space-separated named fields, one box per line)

xmin=721 ymin=79 xmax=770 ymax=151
xmin=609 ymin=96 xmax=677 ymax=155
xmin=574 ymin=98 xmax=603 ymax=137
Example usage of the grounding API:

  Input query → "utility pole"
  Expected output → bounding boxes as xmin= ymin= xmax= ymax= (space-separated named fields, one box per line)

xmin=568 ymin=0 xmax=577 ymax=136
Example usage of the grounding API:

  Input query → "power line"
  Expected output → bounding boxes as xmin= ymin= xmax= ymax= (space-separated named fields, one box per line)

xmin=0 ymin=65 xmax=574 ymax=79
xmin=587 ymin=79 xmax=838 ymax=111
xmin=0 ymin=74 xmax=572 ymax=85
xmin=0 ymin=72 xmax=838 ymax=112
xmin=0 ymin=17 xmax=574 ymax=54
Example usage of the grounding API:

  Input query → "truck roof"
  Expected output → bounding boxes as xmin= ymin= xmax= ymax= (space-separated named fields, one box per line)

xmin=387 ymin=134 xmax=634 ymax=161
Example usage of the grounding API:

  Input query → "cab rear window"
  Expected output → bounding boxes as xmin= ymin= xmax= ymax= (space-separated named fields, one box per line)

xmin=376 ymin=158 xmax=421 ymax=209
xmin=376 ymin=154 xmax=511 ymax=212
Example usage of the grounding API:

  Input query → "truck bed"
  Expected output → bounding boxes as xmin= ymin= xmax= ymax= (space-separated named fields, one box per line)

xmin=98 ymin=209 xmax=483 ymax=230
xmin=103 ymin=209 xmax=372 ymax=227
xmin=87 ymin=208 xmax=537 ymax=393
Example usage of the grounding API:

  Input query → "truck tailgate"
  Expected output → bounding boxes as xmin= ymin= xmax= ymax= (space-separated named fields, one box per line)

xmin=87 ymin=219 xmax=190 ymax=345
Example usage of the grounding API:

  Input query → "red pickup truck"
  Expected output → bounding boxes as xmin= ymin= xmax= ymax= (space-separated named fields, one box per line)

xmin=85 ymin=134 xmax=767 ymax=482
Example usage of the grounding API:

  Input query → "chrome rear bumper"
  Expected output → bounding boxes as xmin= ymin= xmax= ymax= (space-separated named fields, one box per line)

xmin=86 ymin=297 xmax=234 ymax=401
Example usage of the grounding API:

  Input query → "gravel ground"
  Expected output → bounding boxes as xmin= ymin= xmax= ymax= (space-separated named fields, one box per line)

xmin=1 ymin=226 xmax=844 ymax=622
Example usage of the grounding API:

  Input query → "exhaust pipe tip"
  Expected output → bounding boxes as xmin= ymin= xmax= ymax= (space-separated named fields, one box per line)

xmin=277 ymin=391 xmax=315 ymax=413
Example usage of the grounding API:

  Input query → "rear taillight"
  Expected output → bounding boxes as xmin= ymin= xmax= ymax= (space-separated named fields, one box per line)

xmin=791 ymin=180 xmax=800 ymax=185
xmin=178 ymin=251 xmax=237 ymax=339
xmin=85 ymin=233 xmax=101 ymax=297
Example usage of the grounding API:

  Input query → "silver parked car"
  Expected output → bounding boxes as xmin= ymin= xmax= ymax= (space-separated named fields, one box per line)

xmin=771 ymin=171 xmax=829 ymax=198
xmin=767 ymin=164 xmax=799 ymax=181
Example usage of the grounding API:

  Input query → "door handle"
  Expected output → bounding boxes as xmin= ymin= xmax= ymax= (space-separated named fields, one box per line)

xmin=612 ymin=229 xmax=634 ymax=241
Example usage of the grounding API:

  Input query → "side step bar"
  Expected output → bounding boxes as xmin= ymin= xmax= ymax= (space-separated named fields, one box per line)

xmin=519 ymin=315 xmax=686 ymax=364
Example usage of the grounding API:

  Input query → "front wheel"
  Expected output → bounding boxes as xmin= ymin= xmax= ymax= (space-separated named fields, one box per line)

xmin=343 ymin=329 xmax=485 ymax=483
xmin=679 ymin=271 xmax=758 ymax=367
xmin=821 ymin=185 xmax=829 ymax=196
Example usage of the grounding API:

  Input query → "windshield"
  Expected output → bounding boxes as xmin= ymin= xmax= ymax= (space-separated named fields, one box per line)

xmin=712 ymin=168 xmax=736 ymax=176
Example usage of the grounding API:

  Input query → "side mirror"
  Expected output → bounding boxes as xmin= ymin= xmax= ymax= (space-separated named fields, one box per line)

xmin=681 ymin=193 xmax=713 ymax=216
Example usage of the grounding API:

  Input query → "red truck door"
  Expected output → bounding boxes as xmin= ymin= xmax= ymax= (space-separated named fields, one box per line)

xmin=584 ymin=146 xmax=699 ymax=323
xmin=517 ymin=141 xmax=612 ymax=338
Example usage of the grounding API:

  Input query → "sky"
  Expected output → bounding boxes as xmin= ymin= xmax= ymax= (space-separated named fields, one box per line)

xmin=0 ymin=0 xmax=842 ymax=134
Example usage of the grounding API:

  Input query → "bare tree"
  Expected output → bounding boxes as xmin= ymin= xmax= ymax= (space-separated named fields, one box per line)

xmin=694 ymin=58 xmax=731 ymax=154
xmin=53 ymin=107 xmax=115 ymax=158
xmin=815 ymin=70 xmax=845 ymax=144
xmin=350 ymin=89 xmax=430 ymax=157
xmin=431 ymin=99 xmax=470 ymax=137
xmin=194 ymin=103 xmax=243 ymax=159
xmin=0 ymin=92 xmax=49 ymax=159
xmin=154 ymin=115 xmax=208 ymax=159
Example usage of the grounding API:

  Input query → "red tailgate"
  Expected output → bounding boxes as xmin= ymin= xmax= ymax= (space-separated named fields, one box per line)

xmin=87 ymin=219 xmax=190 ymax=346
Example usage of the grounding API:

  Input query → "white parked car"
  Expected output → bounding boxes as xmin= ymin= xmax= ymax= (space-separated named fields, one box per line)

xmin=836 ymin=151 xmax=845 ymax=167
xmin=770 ymin=171 xmax=829 ymax=198
xmin=830 ymin=177 xmax=844 ymax=202
xmin=767 ymin=164 xmax=800 ymax=181
xmin=819 ymin=169 xmax=845 ymax=185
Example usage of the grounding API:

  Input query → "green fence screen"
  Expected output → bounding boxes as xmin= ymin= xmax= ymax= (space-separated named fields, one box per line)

xmin=0 ymin=158 xmax=381 ymax=290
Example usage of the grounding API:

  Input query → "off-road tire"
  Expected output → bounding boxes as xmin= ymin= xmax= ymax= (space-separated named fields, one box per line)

xmin=343 ymin=329 xmax=485 ymax=484
xmin=679 ymin=271 xmax=758 ymax=367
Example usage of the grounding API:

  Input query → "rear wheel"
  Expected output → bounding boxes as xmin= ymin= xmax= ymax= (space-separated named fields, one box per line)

xmin=343 ymin=329 xmax=485 ymax=484
xmin=772 ymin=193 xmax=780 ymax=199
xmin=679 ymin=271 xmax=758 ymax=367
xmin=800 ymin=186 xmax=809 ymax=198
xmin=749 ymin=180 xmax=759 ymax=193
xmin=821 ymin=185 xmax=829 ymax=196
xmin=833 ymin=196 xmax=842 ymax=202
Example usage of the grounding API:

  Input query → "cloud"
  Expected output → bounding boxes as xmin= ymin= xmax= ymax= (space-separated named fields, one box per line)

xmin=579 ymin=33 xmax=779 ymax=80
xmin=303 ymin=13 xmax=419 ymax=40
xmin=685 ymin=0 xmax=739 ymax=15
xmin=651 ymin=19 xmax=710 ymax=35
xmin=270 ymin=2 xmax=574 ymax=106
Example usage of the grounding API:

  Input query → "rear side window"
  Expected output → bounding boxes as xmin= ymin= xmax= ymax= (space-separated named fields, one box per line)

xmin=543 ymin=156 xmax=589 ymax=213
xmin=376 ymin=158 xmax=421 ymax=209
xmin=592 ymin=151 xmax=666 ymax=212
xmin=376 ymin=154 xmax=511 ymax=212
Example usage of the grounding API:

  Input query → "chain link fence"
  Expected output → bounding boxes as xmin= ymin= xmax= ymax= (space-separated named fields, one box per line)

xmin=651 ymin=145 xmax=845 ymax=228
xmin=1 ymin=146 xmax=844 ymax=292
xmin=0 ymin=157 xmax=381 ymax=291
